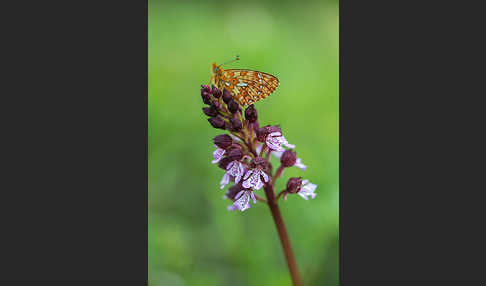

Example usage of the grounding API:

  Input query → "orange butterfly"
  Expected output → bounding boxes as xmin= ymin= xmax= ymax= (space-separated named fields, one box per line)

xmin=210 ymin=56 xmax=279 ymax=106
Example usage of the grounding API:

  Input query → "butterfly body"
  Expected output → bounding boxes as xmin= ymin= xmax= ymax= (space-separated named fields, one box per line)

xmin=211 ymin=62 xmax=279 ymax=106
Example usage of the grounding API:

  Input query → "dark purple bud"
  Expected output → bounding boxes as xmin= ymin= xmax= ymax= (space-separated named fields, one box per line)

xmin=222 ymin=88 xmax=233 ymax=104
xmin=226 ymin=183 xmax=244 ymax=201
xmin=250 ymin=157 xmax=266 ymax=169
xmin=256 ymin=125 xmax=281 ymax=142
xmin=286 ymin=177 xmax=303 ymax=193
xmin=281 ymin=150 xmax=297 ymax=167
xmin=228 ymin=99 xmax=239 ymax=113
xmin=213 ymin=134 xmax=233 ymax=149
xmin=201 ymin=84 xmax=211 ymax=94
xmin=211 ymin=85 xmax=222 ymax=98
xmin=213 ymin=134 xmax=232 ymax=149
xmin=245 ymin=104 xmax=258 ymax=123
xmin=213 ymin=100 xmax=221 ymax=109
xmin=208 ymin=117 xmax=225 ymax=129
xmin=256 ymin=125 xmax=271 ymax=142
xmin=202 ymin=106 xmax=218 ymax=117
xmin=227 ymin=148 xmax=243 ymax=161
xmin=218 ymin=157 xmax=232 ymax=170
xmin=201 ymin=91 xmax=211 ymax=105
xmin=230 ymin=117 xmax=242 ymax=131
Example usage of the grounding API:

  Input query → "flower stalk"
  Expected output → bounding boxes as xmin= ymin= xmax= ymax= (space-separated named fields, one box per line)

xmin=264 ymin=183 xmax=303 ymax=286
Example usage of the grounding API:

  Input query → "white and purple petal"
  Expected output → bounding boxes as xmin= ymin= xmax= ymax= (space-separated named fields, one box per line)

xmin=250 ymin=192 xmax=257 ymax=204
xmin=233 ymin=191 xmax=251 ymax=211
xmin=242 ymin=169 xmax=264 ymax=190
xmin=298 ymin=180 xmax=317 ymax=200
xmin=212 ymin=148 xmax=225 ymax=164
xmin=295 ymin=158 xmax=307 ymax=171
xmin=220 ymin=173 xmax=230 ymax=189
xmin=260 ymin=170 xmax=269 ymax=183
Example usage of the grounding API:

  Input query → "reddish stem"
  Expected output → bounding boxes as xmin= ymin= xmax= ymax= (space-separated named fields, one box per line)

xmin=263 ymin=183 xmax=303 ymax=286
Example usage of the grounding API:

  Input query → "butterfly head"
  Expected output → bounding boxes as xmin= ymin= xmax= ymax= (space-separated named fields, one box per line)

xmin=212 ymin=62 xmax=220 ymax=74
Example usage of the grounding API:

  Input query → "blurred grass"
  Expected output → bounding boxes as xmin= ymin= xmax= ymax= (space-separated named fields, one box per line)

xmin=149 ymin=1 xmax=338 ymax=285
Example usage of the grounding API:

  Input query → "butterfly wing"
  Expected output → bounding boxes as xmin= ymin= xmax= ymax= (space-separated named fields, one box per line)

xmin=220 ymin=69 xmax=279 ymax=106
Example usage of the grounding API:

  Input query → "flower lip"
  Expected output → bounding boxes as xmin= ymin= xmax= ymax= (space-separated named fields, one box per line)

xmin=242 ymin=168 xmax=269 ymax=190
xmin=212 ymin=147 xmax=226 ymax=164
xmin=232 ymin=190 xmax=256 ymax=211
xmin=297 ymin=180 xmax=317 ymax=200
xmin=265 ymin=129 xmax=295 ymax=152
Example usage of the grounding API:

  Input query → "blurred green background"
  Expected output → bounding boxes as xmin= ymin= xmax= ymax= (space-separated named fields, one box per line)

xmin=149 ymin=1 xmax=338 ymax=285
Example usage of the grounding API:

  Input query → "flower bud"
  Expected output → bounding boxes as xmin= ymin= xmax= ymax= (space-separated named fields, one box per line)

xmin=226 ymin=183 xmax=244 ymax=200
xmin=227 ymin=148 xmax=243 ymax=161
xmin=256 ymin=125 xmax=281 ymax=142
xmin=208 ymin=117 xmax=225 ymax=129
xmin=201 ymin=91 xmax=211 ymax=105
xmin=256 ymin=125 xmax=271 ymax=142
xmin=212 ymin=85 xmax=222 ymax=98
xmin=228 ymin=99 xmax=239 ymax=113
xmin=212 ymin=100 xmax=221 ymax=110
xmin=218 ymin=157 xmax=232 ymax=170
xmin=281 ymin=150 xmax=297 ymax=167
xmin=201 ymin=84 xmax=211 ymax=94
xmin=230 ymin=117 xmax=242 ymax=131
xmin=245 ymin=104 xmax=258 ymax=123
xmin=201 ymin=85 xmax=212 ymax=105
xmin=222 ymin=88 xmax=233 ymax=104
xmin=286 ymin=177 xmax=303 ymax=193
xmin=213 ymin=134 xmax=232 ymax=149
xmin=202 ymin=106 xmax=218 ymax=117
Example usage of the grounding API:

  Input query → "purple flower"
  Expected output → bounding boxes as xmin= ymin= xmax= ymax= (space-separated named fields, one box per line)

xmin=297 ymin=180 xmax=317 ymax=200
xmin=242 ymin=168 xmax=269 ymax=190
xmin=220 ymin=160 xmax=246 ymax=189
xmin=266 ymin=131 xmax=295 ymax=152
xmin=232 ymin=190 xmax=257 ymax=211
xmin=212 ymin=146 xmax=225 ymax=164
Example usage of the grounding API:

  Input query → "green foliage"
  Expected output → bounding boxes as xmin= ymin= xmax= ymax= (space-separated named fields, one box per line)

xmin=149 ymin=1 xmax=338 ymax=285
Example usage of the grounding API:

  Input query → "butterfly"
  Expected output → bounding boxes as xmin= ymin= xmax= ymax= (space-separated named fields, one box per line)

xmin=210 ymin=56 xmax=279 ymax=106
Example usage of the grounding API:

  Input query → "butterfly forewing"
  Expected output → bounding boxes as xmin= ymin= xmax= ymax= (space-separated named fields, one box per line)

xmin=217 ymin=69 xmax=279 ymax=106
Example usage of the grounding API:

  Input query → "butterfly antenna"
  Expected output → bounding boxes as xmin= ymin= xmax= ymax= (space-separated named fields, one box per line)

xmin=220 ymin=55 xmax=240 ymax=67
